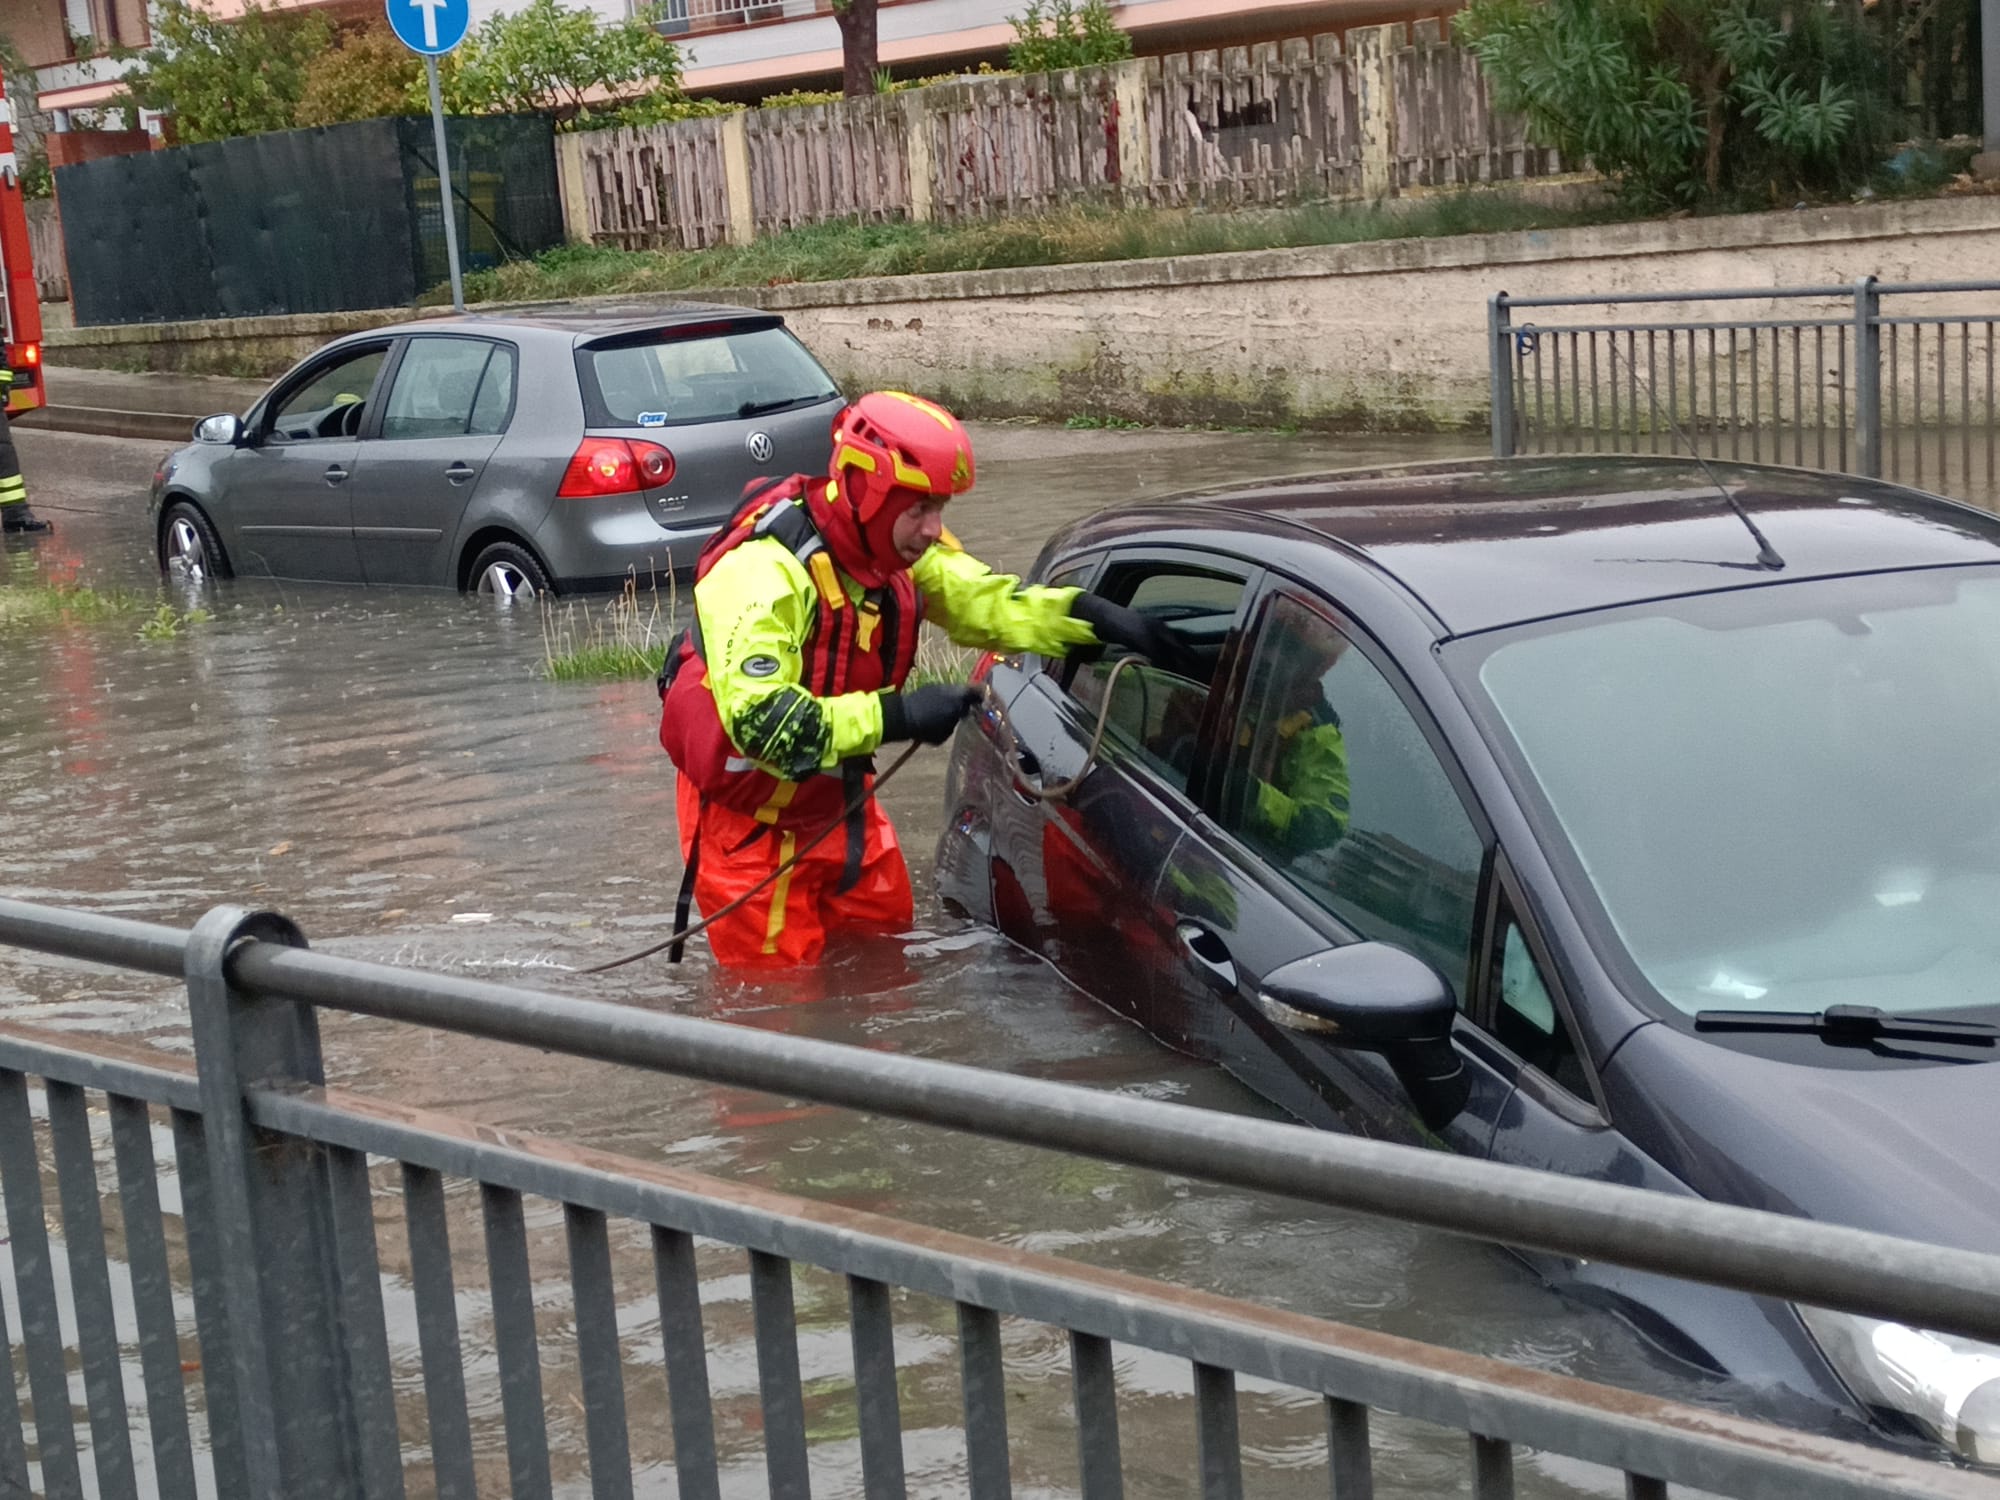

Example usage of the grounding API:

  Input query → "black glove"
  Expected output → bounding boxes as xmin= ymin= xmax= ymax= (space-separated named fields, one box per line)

xmin=880 ymin=683 xmax=983 ymax=746
xmin=1070 ymin=593 xmax=1201 ymax=678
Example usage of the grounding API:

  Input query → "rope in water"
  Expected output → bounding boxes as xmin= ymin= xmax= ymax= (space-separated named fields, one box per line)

xmin=577 ymin=654 xmax=1145 ymax=975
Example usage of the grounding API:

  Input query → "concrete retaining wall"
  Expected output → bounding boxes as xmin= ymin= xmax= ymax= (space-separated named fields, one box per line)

xmin=44 ymin=196 xmax=2000 ymax=430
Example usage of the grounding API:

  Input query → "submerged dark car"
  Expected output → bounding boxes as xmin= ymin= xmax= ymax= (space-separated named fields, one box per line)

xmin=936 ymin=455 xmax=2000 ymax=1461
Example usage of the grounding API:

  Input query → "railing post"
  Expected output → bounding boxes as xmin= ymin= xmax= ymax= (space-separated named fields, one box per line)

xmin=1854 ymin=275 xmax=1882 ymax=478
xmin=1490 ymin=291 xmax=1517 ymax=457
xmin=185 ymin=906 xmax=376 ymax=1500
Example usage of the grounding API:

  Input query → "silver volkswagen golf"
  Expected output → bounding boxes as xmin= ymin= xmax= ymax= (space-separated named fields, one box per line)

xmin=150 ymin=305 xmax=848 ymax=596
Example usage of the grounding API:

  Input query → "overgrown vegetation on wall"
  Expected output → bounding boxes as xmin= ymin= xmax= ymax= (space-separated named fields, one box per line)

xmin=1006 ymin=0 xmax=1134 ymax=73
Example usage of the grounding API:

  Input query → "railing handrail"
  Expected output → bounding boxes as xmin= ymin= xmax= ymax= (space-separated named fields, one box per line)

xmin=8 ymin=894 xmax=2000 ymax=1347
xmin=1497 ymin=278 xmax=2000 ymax=312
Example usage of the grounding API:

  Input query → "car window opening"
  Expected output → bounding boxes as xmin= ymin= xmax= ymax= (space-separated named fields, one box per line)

xmin=1069 ymin=567 xmax=1239 ymax=786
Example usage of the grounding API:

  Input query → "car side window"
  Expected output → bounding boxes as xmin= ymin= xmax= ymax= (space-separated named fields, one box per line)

xmin=468 ymin=344 xmax=517 ymax=436
xmin=268 ymin=347 xmax=386 ymax=443
xmin=382 ymin=338 xmax=503 ymax=441
xmin=1069 ymin=564 xmax=1245 ymax=790
xmin=1218 ymin=594 xmax=1484 ymax=1001
xmin=1492 ymin=914 xmax=1592 ymax=1100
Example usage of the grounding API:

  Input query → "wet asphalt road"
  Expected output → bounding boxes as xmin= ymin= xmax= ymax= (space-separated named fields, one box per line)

xmin=1 ymin=423 xmax=1781 ymax=1498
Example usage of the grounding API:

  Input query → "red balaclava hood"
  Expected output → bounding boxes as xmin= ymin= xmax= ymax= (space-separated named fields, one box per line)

xmin=818 ymin=392 xmax=976 ymax=585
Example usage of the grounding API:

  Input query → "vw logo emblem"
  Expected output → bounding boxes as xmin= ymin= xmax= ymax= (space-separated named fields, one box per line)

xmin=747 ymin=431 xmax=775 ymax=463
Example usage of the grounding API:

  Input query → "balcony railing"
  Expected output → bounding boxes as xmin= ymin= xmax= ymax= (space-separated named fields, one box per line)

xmin=645 ymin=0 xmax=830 ymax=39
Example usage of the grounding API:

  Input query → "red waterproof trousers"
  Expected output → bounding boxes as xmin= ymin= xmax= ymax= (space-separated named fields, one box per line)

xmin=675 ymin=774 xmax=914 ymax=969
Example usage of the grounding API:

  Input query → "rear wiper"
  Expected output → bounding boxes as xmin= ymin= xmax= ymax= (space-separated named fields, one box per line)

xmin=739 ymin=396 xmax=809 ymax=418
xmin=1694 ymin=1004 xmax=1999 ymax=1047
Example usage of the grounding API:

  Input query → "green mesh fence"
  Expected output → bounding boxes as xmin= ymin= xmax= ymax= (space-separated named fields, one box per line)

xmin=57 ymin=114 xmax=560 ymax=328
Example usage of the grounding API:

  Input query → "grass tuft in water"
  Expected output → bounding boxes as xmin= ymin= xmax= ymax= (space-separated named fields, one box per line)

xmin=541 ymin=573 xmax=681 ymax=682
xmin=0 ymin=575 xmax=155 ymax=630
xmin=905 ymin=627 xmax=978 ymax=689
xmin=538 ymin=574 xmax=981 ymax=693
xmin=136 ymin=602 xmax=212 ymax=641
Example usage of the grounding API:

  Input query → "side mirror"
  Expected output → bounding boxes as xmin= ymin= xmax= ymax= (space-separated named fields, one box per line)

xmin=194 ymin=413 xmax=244 ymax=446
xmin=1257 ymin=942 xmax=1471 ymax=1131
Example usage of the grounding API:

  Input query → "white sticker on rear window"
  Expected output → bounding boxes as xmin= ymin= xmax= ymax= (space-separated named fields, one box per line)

xmin=638 ymin=411 xmax=668 ymax=428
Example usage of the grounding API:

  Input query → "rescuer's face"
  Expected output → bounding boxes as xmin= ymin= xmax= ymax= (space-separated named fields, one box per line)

xmin=890 ymin=497 xmax=947 ymax=563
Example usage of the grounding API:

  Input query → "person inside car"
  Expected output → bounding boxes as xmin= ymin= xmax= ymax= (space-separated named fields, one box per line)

xmin=658 ymin=390 xmax=1195 ymax=970
xmin=1241 ymin=635 xmax=1352 ymax=858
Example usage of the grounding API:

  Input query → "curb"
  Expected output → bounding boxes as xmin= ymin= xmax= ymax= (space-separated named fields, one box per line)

xmin=15 ymin=407 xmax=197 ymax=443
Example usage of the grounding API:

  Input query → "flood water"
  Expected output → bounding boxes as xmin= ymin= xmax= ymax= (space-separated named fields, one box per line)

xmin=3 ymin=424 xmax=1976 ymax=1498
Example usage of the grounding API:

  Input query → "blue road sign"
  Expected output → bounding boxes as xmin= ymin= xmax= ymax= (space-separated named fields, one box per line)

xmin=386 ymin=0 xmax=469 ymax=56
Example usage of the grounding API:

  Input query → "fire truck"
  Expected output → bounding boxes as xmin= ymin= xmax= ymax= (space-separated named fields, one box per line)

xmin=0 ymin=73 xmax=46 ymax=418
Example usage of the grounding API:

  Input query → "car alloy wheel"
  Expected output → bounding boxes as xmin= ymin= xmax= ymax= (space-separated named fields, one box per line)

xmin=476 ymin=559 xmax=539 ymax=599
xmin=166 ymin=516 xmax=209 ymax=580
xmin=160 ymin=502 xmax=228 ymax=583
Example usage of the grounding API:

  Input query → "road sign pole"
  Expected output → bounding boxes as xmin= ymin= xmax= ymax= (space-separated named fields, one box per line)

xmin=426 ymin=55 xmax=465 ymax=313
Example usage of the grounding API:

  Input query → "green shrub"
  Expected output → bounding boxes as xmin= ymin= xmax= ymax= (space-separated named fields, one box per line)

xmin=1456 ymin=0 xmax=1893 ymax=209
xmin=1007 ymin=0 xmax=1133 ymax=73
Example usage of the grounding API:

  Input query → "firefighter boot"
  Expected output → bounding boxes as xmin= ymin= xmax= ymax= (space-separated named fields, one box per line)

xmin=0 ymin=503 xmax=50 ymax=534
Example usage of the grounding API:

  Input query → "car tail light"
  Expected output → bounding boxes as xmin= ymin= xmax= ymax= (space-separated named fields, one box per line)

xmin=630 ymin=440 xmax=675 ymax=487
xmin=558 ymin=438 xmax=675 ymax=497
xmin=969 ymin=650 xmax=999 ymax=685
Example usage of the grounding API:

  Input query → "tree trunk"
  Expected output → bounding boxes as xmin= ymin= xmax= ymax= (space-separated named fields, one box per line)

xmin=833 ymin=0 xmax=879 ymax=97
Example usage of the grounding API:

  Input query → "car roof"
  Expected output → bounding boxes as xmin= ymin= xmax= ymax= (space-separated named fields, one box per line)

xmin=372 ymin=302 xmax=778 ymax=342
xmin=1120 ymin=456 xmax=2000 ymax=636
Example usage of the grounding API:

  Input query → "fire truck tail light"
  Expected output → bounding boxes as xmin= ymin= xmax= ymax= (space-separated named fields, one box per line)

xmin=21 ymin=344 xmax=39 ymax=366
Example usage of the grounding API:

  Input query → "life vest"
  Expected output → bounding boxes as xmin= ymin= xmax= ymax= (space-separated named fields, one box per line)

xmin=658 ymin=476 xmax=923 ymax=825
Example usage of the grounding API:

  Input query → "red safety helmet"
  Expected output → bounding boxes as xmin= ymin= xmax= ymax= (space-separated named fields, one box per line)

xmin=830 ymin=391 xmax=977 ymax=525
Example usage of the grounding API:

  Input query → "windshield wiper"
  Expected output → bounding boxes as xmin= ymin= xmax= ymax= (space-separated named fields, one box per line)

xmin=738 ymin=396 xmax=812 ymax=418
xmin=1694 ymin=1004 xmax=1999 ymax=1047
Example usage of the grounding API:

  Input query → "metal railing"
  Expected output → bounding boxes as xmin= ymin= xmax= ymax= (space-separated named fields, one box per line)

xmin=1490 ymin=279 xmax=2000 ymax=493
xmin=645 ymin=0 xmax=826 ymax=37
xmin=3 ymin=895 xmax=2000 ymax=1498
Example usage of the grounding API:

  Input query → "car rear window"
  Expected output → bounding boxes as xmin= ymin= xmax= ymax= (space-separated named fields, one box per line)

xmin=581 ymin=324 xmax=839 ymax=427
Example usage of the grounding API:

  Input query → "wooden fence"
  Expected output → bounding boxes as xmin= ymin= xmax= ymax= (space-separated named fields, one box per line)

xmin=25 ymin=199 xmax=66 ymax=302
xmin=560 ymin=20 xmax=1564 ymax=253
xmin=572 ymin=117 xmax=733 ymax=250
xmin=743 ymin=92 xmax=912 ymax=236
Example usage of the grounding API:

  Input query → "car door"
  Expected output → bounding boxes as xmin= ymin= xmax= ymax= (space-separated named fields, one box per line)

xmin=1152 ymin=586 xmax=1512 ymax=1150
xmin=213 ymin=342 xmax=388 ymax=583
xmin=351 ymin=335 xmax=516 ymax=587
xmin=983 ymin=550 xmax=1257 ymax=1031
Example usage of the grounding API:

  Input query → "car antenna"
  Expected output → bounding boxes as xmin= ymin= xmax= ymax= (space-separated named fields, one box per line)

xmin=1597 ymin=334 xmax=1787 ymax=572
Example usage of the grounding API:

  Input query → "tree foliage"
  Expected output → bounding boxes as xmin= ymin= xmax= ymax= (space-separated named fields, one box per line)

xmin=296 ymin=20 xmax=423 ymax=129
xmin=431 ymin=0 xmax=689 ymax=130
xmin=1006 ymin=0 xmax=1133 ymax=73
xmin=1455 ymin=0 xmax=1892 ymax=208
xmin=116 ymin=0 xmax=331 ymax=144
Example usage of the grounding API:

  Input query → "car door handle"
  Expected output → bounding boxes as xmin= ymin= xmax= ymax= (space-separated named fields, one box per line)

xmin=323 ymin=464 xmax=350 ymax=485
xmin=444 ymin=462 xmax=477 ymax=484
xmin=1176 ymin=920 xmax=1238 ymax=992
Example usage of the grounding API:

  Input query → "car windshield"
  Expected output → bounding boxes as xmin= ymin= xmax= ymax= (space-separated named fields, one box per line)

xmin=584 ymin=325 xmax=837 ymax=426
xmin=1466 ymin=565 xmax=2000 ymax=1020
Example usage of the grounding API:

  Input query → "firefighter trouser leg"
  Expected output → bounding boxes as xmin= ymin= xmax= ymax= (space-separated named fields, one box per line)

xmin=675 ymin=776 xmax=914 ymax=970
xmin=0 ymin=417 xmax=28 ymax=519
